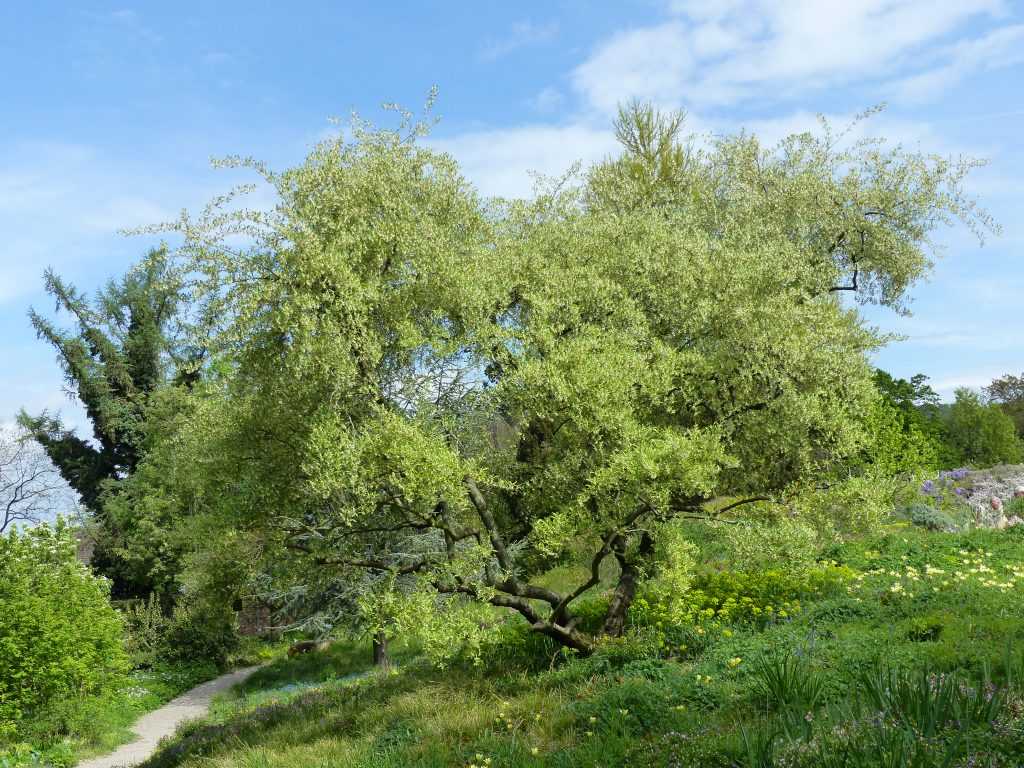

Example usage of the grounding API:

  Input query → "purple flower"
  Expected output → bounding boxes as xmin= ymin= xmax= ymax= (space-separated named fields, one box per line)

xmin=954 ymin=487 xmax=965 ymax=496
xmin=921 ymin=480 xmax=936 ymax=494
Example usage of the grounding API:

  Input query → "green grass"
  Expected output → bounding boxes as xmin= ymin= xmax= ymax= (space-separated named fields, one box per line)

xmin=2 ymin=639 xmax=284 ymax=768
xmin=127 ymin=525 xmax=1024 ymax=768
xmin=1 ymin=661 xmax=220 ymax=768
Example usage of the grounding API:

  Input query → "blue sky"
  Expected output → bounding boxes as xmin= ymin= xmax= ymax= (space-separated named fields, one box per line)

xmin=2 ymin=0 xmax=1022 ymax=431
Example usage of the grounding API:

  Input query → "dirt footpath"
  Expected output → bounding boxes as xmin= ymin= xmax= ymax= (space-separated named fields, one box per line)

xmin=76 ymin=666 xmax=261 ymax=768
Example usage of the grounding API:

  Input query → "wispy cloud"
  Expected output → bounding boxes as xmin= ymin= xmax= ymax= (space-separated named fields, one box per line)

xmin=572 ymin=1 xmax=1014 ymax=113
xmin=480 ymin=21 xmax=558 ymax=61
xmin=889 ymin=24 xmax=1024 ymax=102
xmin=0 ymin=142 xmax=179 ymax=303
xmin=527 ymin=86 xmax=564 ymax=113
xmin=930 ymin=371 xmax=1009 ymax=398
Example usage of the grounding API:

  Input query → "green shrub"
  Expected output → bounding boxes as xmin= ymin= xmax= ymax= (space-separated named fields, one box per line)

xmin=162 ymin=600 xmax=240 ymax=669
xmin=718 ymin=517 xmax=822 ymax=573
xmin=631 ymin=565 xmax=851 ymax=637
xmin=590 ymin=633 xmax=661 ymax=667
xmin=793 ymin=472 xmax=897 ymax=535
xmin=902 ymin=612 xmax=947 ymax=643
xmin=123 ymin=594 xmax=172 ymax=668
xmin=478 ymin=618 xmax=561 ymax=672
xmin=0 ymin=523 xmax=128 ymax=738
xmin=902 ymin=502 xmax=958 ymax=532
xmin=122 ymin=591 xmax=240 ymax=670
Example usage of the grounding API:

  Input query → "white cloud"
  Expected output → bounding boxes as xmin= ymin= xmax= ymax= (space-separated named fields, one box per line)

xmin=0 ymin=141 xmax=228 ymax=304
xmin=572 ymin=22 xmax=696 ymax=115
xmin=480 ymin=21 xmax=559 ymax=61
xmin=528 ymin=86 xmax=564 ymax=113
xmin=889 ymin=24 xmax=1024 ymax=102
xmin=573 ymin=1 xmax=1013 ymax=112
xmin=722 ymin=108 xmax=956 ymax=153
xmin=930 ymin=371 xmax=1008 ymax=398
xmin=80 ymin=196 xmax=176 ymax=234
xmin=430 ymin=123 xmax=619 ymax=199
xmin=427 ymin=103 xmax=972 ymax=204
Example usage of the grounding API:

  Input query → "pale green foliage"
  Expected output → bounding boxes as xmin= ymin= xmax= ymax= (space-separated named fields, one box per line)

xmin=147 ymin=100 xmax=989 ymax=654
xmin=651 ymin=523 xmax=698 ymax=596
xmin=389 ymin=588 xmax=494 ymax=667
xmin=720 ymin=517 xmax=823 ymax=573
xmin=304 ymin=409 xmax=476 ymax=524
xmin=793 ymin=472 xmax=899 ymax=535
xmin=860 ymin=395 xmax=941 ymax=475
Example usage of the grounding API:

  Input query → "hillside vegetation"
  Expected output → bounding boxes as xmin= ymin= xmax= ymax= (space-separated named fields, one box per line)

xmin=133 ymin=522 xmax=1024 ymax=768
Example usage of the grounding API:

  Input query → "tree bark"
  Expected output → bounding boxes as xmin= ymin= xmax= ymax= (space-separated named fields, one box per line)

xmin=601 ymin=565 xmax=639 ymax=637
xmin=601 ymin=532 xmax=653 ymax=637
xmin=372 ymin=631 xmax=391 ymax=670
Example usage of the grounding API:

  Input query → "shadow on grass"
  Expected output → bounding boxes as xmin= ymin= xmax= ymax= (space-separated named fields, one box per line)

xmin=227 ymin=640 xmax=375 ymax=699
xmin=139 ymin=665 xmax=412 ymax=768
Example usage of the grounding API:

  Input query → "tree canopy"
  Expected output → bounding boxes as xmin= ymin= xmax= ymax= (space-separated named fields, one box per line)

xmin=19 ymin=249 xmax=197 ymax=596
xmin=944 ymin=388 xmax=1022 ymax=467
xmin=985 ymin=372 xmax=1024 ymax=438
xmin=134 ymin=103 xmax=988 ymax=655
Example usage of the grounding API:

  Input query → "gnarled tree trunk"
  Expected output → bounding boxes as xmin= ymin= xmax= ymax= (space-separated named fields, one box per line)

xmin=601 ymin=532 xmax=654 ymax=637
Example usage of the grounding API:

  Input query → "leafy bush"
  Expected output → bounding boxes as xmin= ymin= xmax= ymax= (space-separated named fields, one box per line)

xmin=123 ymin=594 xmax=172 ymax=667
xmin=901 ymin=502 xmax=958 ymax=532
xmin=632 ymin=565 xmax=850 ymax=634
xmin=793 ymin=472 xmax=897 ymax=535
xmin=718 ymin=517 xmax=822 ymax=573
xmin=0 ymin=523 xmax=128 ymax=738
xmin=161 ymin=600 xmax=240 ymax=669
xmin=121 ymin=592 xmax=240 ymax=670
xmin=590 ymin=633 xmax=661 ymax=667
xmin=478 ymin=618 xmax=561 ymax=672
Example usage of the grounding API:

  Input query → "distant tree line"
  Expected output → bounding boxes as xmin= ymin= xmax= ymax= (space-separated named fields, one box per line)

xmin=871 ymin=369 xmax=1023 ymax=470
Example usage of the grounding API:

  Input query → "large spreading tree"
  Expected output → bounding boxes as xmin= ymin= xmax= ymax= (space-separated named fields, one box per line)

xmin=155 ymin=103 xmax=988 ymax=655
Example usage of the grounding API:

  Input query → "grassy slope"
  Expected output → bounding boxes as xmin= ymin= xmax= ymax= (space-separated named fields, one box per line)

xmin=136 ymin=525 xmax=1024 ymax=768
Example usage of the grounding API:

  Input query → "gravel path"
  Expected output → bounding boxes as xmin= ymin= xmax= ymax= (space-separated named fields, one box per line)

xmin=76 ymin=666 xmax=262 ymax=768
